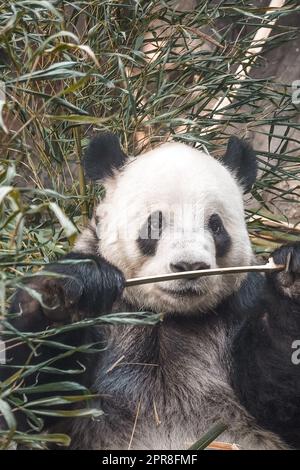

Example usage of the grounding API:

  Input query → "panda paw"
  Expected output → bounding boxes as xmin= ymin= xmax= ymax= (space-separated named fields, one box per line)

xmin=13 ymin=253 xmax=125 ymax=323
xmin=268 ymin=242 xmax=300 ymax=303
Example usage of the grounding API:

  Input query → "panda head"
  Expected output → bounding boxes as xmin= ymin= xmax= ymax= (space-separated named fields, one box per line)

xmin=84 ymin=134 xmax=257 ymax=314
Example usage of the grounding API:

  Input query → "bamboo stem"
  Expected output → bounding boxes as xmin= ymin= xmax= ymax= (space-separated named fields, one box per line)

xmin=125 ymin=259 xmax=284 ymax=287
xmin=74 ymin=127 xmax=89 ymax=226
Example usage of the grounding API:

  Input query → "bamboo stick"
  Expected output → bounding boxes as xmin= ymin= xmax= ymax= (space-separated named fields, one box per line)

xmin=125 ymin=258 xmax=284 ymax=287
xmin=207 ymin=441 xmax=240 ymax=450
xmin=249 ymin=214 xmax=300 ymax=233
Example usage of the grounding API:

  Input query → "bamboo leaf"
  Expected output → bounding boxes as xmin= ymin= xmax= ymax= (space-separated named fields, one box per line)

xmin=48 ymin=202 xmax=77 ymax=238
xmin=189 ymin=421 xmax=227 ymax=450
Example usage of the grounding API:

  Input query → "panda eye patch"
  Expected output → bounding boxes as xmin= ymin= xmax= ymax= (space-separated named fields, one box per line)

xmin=208 ymin=214 xmax=231 ymax=258
xmin=209 ymin=214 xmax=223 ymax=234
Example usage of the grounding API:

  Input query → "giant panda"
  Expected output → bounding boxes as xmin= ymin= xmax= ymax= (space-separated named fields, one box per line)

xmin=2 ymin=134 xmax=300 ymax=450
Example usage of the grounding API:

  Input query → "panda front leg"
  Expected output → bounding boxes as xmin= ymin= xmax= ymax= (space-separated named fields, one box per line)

xmin=268 ymin=242 xmax=300 ymax=304
xmin=1 ymin=248 xmax=124 ymax=430
xmin=231 ymin=241 xmax=300 ymax=448
xmin=7 ymin=250 xmax=125 ymax=327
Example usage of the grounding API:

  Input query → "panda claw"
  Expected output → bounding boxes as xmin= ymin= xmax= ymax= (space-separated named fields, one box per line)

xmin=268 ymin=242 xmax=300 ymax=302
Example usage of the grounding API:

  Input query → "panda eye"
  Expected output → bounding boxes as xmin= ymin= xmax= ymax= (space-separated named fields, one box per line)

xmin=208 ymin=214 xmax=223 ymax=234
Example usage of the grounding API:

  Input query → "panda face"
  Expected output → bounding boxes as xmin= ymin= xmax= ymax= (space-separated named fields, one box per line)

xmin=95 ymin=142 xmax=254 ymax=314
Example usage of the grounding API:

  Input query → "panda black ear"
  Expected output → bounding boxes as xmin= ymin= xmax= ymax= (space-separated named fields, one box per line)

xmin=83 ymin=133 xmax=127 ymax=181
xmin=223 ymin=136 xmax=257 ymax=193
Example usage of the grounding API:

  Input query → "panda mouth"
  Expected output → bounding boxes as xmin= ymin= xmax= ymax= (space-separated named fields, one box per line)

xmin=159 ymin=286 xmax=202 ymax=298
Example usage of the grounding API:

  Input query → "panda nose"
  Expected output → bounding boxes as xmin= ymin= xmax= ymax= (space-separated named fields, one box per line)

xmin=170 ymin=261 xmax=210 ymax=273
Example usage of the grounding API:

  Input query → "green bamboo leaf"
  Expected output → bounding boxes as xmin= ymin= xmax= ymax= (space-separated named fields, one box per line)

xmin=0 ymin=399 xmax=16 ymax=431
xmin=45 ymin=114 xmax=113 ymax=124
xmin=0 ymin=186 xmax=13 ymax=204
xmin=48 ymin=202 xmax=77 ymax=238
xmin=0 ymin=164 xmax=16 ymax=185
xmin=23 ymin=395 xmax=97 ymax=407
xmin=17 ymin=1 xmax=63 ymax=20
xmin=0 ymin=11 xmax=18 ymax=36
xmin=0 ymin=431 xmax=71 ymax=446
xmin=31 ymin=408 xmax=103 ymax=418
xmin=17 ymin=381 xmax=89 ymax=394
xmin=0 ymin=94 xmax=7 ymax=134
xmin=7 ymin=62 xmax=84 ymax=83
xmin=189 ymin=421 xmax=227 ymax=450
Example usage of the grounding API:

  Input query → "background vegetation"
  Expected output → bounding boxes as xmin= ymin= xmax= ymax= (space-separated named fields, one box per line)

xmin=0 ymin=0 xmax=299 ymax=449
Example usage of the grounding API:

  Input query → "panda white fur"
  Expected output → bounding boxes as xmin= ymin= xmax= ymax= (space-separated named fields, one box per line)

xmin=3 ymin=134 xmax=300 ymax=449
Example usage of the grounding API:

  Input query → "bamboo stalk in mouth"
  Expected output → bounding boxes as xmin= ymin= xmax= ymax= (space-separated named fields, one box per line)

xmin=125 ymin=259 xmax=285 ymax=287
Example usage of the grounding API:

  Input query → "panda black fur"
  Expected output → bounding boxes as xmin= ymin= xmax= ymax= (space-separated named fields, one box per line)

xmin=3 ymin=134 xmax=300 ymax=449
